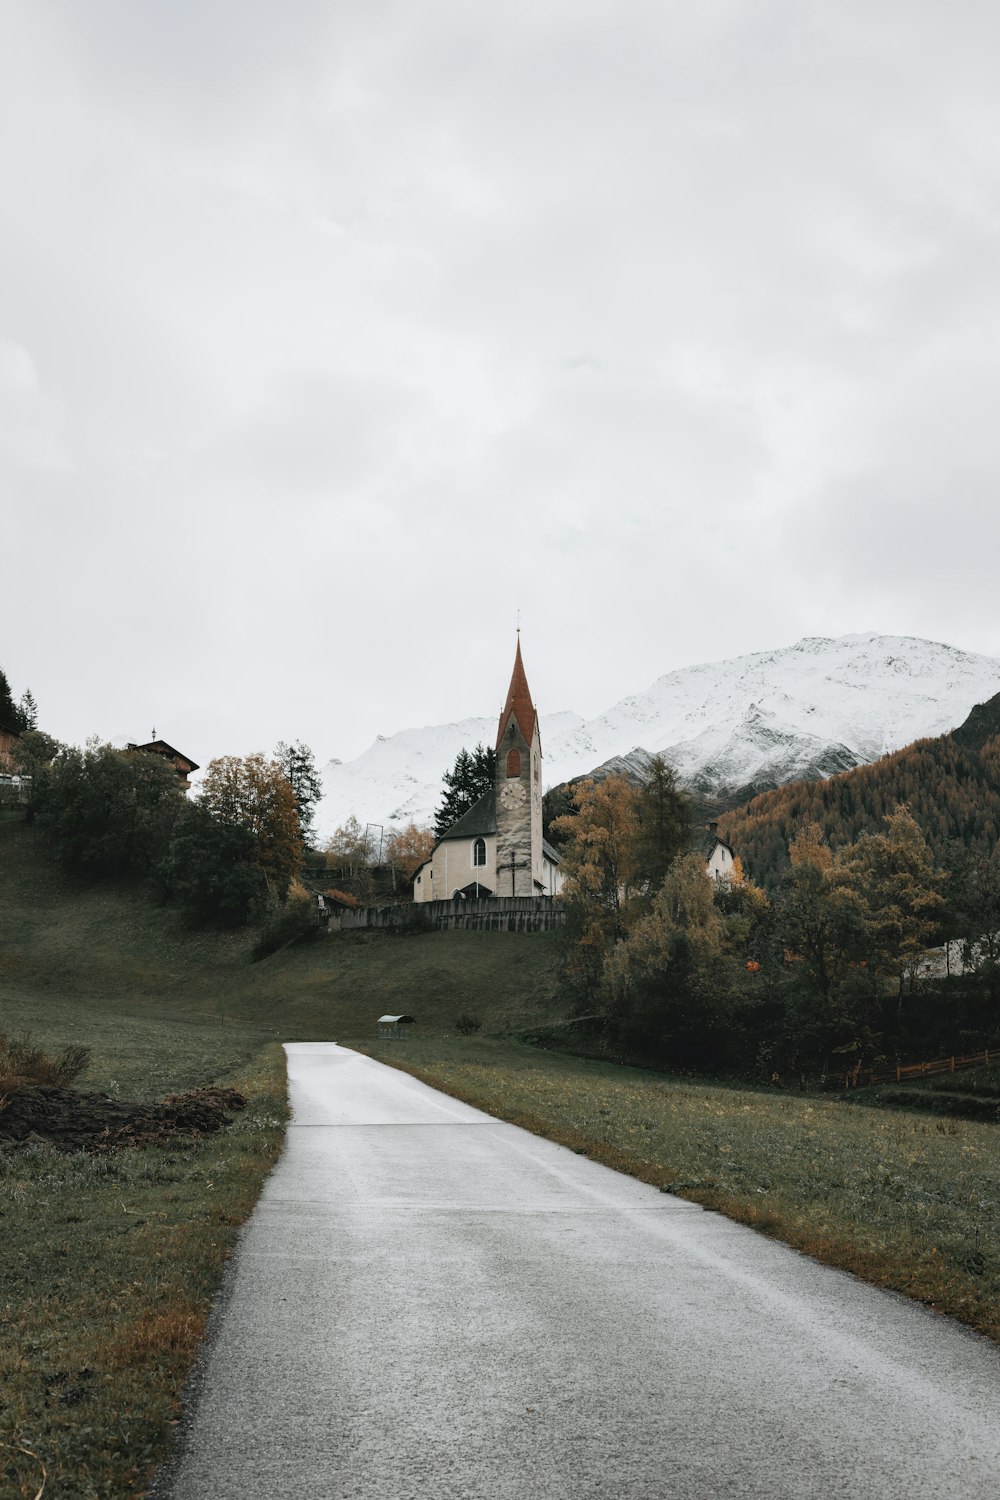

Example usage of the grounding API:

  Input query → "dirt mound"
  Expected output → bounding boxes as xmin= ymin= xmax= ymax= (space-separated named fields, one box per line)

xmin=0 ymin=1084 xmax=248 ymax=1153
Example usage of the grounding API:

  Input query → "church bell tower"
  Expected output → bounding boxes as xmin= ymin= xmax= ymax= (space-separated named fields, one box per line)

xmin=495 ymin=638 xmax=543 ymax=897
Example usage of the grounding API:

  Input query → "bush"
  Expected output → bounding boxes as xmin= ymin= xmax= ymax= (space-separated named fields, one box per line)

xmin=454 ymin=1013 xmax=482 ymax=1035
xmin=0 ymin=1033 xmax=91 ymax=1091
xmin=251 ymin=881 xmax=322 ymax=961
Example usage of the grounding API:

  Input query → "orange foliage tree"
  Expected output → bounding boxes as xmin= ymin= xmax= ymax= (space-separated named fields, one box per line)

xmin=199 ymin=753 xmax=302 ymax=897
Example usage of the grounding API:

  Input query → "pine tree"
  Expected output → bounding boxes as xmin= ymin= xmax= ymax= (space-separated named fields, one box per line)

xmin=18 ymin=690 xmax=37 ymax=731
xmin=635 ymin=754 xmax=691 ymax=888
xmin=433 ymin=744 xmax=497 ymax=837
xmin=275 ymin=740 xmax=323 ymax=847
xmin=0 ymin=668 xmax=19 ymax=731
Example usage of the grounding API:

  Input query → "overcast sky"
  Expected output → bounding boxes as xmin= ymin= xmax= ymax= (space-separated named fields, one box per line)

xmin=2 ymin=1 xmax=999 ymax=769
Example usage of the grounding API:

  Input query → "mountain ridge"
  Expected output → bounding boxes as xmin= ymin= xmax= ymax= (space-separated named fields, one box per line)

xmin=314 ymin=633 xmax=1000 ymax=840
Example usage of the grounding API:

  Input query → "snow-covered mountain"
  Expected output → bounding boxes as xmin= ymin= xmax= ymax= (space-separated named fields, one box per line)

xmin=314 ymin=634 xmax=1000 ymax=840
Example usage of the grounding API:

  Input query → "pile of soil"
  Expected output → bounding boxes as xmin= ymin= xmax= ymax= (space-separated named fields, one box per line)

xmin=0 ymin=1084 xmax=247 ymax=1152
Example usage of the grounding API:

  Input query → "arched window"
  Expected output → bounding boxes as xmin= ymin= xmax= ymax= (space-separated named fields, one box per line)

xmin=506 ymin=749 xmax=521 ymax=778
xmin=473 ymin=838 xmax=487 ymax=867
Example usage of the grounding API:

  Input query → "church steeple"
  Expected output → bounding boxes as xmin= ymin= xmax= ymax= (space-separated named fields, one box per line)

xmin=496 ymin=637 xmax=537 ymax=750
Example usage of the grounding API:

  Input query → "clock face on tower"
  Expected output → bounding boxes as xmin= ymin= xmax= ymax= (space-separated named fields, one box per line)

xmin=499 ymin=782 xmax=527 ymax=809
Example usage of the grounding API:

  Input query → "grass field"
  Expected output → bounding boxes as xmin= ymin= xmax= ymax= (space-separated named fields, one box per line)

xmin=4 ymin=817 xmax=1000 ymax=1494
xmin=0 ymin=822 xmax=564 ymax=1498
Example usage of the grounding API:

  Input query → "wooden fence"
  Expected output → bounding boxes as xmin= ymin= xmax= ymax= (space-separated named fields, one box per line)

xmin=326 ymin=895 xmax=564 ymax=935
xmin=841 ymin=1047 xmax=996 ymax=1091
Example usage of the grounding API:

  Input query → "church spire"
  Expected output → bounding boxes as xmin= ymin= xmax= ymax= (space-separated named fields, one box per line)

xmin=496 ymin=637 xmax=537 ymax=750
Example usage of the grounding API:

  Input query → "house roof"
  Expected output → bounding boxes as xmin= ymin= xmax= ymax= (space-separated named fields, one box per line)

xmin=541 ymin=838 xmax=562 ymax=865
xmin=705 ymin=833 xmax=734 ymax=858
xmin=437 ymin=790 xmax=497 ymax=842
xmin=128 ymin=739 xmax=200 ymax=773
xmin=496 ymin=638 xmax=538 ymax=751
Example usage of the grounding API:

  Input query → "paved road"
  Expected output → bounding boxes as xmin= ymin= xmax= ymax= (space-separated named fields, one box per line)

xmin=165 ymin=1043 xmax=1000 ymax=1499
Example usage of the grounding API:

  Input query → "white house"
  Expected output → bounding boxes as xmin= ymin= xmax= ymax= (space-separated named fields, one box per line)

xmin=706 ymin=824 xmax=737 ymax=882
xmin=413 ymin=641 xmax=563 ymax=902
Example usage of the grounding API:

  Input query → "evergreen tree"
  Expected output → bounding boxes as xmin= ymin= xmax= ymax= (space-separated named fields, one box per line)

xmin=0 ymin=667 xmax=19 ymax=730
xmin=18 ymin=689 xmax=38 ymax=731
xmin=275 ymin=740 xmax=323 ymax=846
xmin=635 ymin=754 xmax=691 ymax=889
xmin=433 ymin=743 xmax=497 ymax=837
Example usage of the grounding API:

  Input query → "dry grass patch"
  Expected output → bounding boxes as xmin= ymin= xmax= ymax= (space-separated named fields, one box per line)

xmin=0 ymin=1044 xmax=287 ymax=1500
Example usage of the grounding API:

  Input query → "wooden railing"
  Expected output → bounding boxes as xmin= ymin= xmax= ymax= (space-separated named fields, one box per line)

xmin=842 ymin=1047 xmax=995 ymax=1090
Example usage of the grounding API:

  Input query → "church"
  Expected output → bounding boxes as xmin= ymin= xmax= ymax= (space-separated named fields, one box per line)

xmin=412 ymin=641 xmax=564 ymax=902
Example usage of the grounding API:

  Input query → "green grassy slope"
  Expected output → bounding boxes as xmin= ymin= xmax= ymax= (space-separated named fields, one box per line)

xmin=0 ymin=820 xmax=566 ymax=1086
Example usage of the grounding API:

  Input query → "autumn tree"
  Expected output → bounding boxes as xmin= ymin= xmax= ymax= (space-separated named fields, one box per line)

xmin=198 ymin=753 xmax=302 ymax=897
xmin=774 ymin=824 xmax=864 ymax=1006
xmin=324 ymin=815 xmax=371 ymax=876
xmin=434 ymin=744 xmax=497 ymax=838
xmin=605 ymin=853 xmax=734 ymax=1062
xmin=385 ymin=823 xmax=436 ymax=890
xmin=551 ymin=774 xmax=642 ymax=995
xmin=275 ymin=740 xmax=323 ymax=847
xmin=836 ymin=805 xmax=946 ymax=993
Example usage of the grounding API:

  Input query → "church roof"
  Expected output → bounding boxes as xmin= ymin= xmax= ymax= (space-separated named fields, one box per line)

xmin=496 ymin=638 xmax=537 ymax=750
xmin=436 ymin=790 xmax=497 ymax=842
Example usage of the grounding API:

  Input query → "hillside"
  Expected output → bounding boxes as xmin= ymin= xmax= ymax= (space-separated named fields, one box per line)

xmin=0 ymin=820 xmax=567 ymax=1061
xmin=315 ymin=633 xmax=1000 ymax=837
xmin=717 ymin=694 xmax=1000 ymax=887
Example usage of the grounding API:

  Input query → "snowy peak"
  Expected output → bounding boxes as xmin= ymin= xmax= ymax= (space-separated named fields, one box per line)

xmin=313 ymin=634 xmax=1000 ymax=839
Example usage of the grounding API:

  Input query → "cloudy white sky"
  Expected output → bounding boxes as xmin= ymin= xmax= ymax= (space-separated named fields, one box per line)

xmin=2 ymin=1 xmax=999 ymax=770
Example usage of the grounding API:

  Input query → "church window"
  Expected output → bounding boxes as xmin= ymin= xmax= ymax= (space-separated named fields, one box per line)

xmin=473 ymin=838 xmax=487 ymax=867
xmin=506 ymin=749 xmax=521 ymax=778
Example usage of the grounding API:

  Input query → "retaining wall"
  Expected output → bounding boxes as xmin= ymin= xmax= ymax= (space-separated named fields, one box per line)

xmin=326 ymin=896 xmax=564 ymax=934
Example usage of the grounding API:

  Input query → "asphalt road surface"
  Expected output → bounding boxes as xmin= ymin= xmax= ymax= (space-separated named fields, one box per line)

xmin=164 ymin=1042 xmax=1000 ymax=1499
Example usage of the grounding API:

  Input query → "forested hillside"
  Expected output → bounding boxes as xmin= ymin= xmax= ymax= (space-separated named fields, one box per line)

xmin=718 ymin=696 xmax=1000 ymax=887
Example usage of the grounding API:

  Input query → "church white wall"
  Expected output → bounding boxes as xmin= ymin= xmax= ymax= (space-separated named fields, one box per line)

xmin=413 ymin=834 xmax=498 ymax=902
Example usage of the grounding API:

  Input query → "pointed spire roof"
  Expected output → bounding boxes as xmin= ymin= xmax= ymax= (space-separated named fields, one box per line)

xmin=496 ymin=637 xmax=538 ymax=749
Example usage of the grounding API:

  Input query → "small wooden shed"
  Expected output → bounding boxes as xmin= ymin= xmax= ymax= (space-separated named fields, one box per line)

xmin=377 ymin=1014 xmax=416 ymax=1039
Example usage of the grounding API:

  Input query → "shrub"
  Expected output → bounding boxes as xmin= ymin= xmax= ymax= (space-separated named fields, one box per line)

xmin=324 ymin=887 xmax=360 ymax=908
xmin=454 ymin=1013 xmax=482 ymax=1035
xmin=251 ymin=881 xmax=322 ymax=961
xmin=0 ymin=1033 xmax=91 ymax=1091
